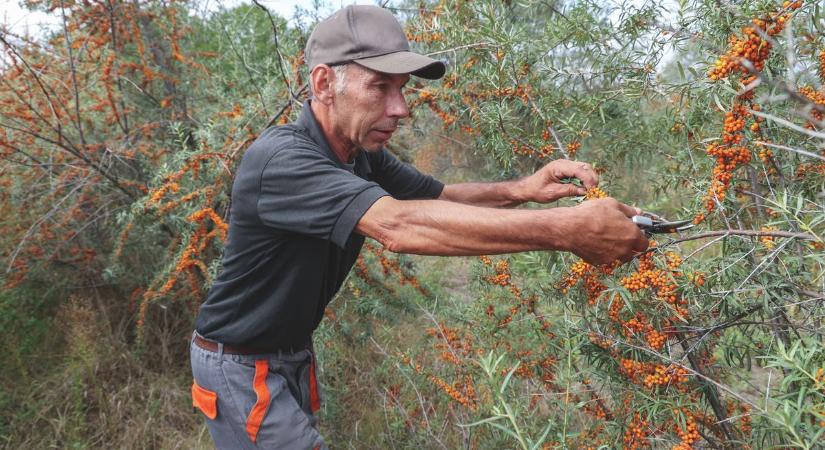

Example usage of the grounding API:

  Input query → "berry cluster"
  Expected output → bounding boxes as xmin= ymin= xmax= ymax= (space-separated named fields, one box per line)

xmin=480 ymin=256 xmax=554 ymax=333
xmin=795 ymin=152 xmax=825 ymax=178
xmin=585 ymin=186 xmax=607 ymax=200
xmin=405 ymin=3 xmax=445 ymax=44
xmin=416 ymin=89 xmax=457 ymax=127
xmin=700 ymin=2 xmax=805 ymax=222
xmin=558 ymin=260 xmax=612 ymax=305
xmin=357 ymin=243 xmax=429 ymax=296
xmin=400 ymin=344 xmax=479 ymax=410
xmin=820 ymin=49 xmax=825 ymax=84
xmin=706 ymin=2 xmax=801 ymax=81
xmin=643 ymin=364 xmax=690 ymax=389
xmin=798 ymin=86 xmax=824 ymax=129
xmin=566 ymin=140 xmax=582 ymax=157
xmin=619 ymin=248 xmax=690 ymax=320
xmin=699 ymin=104 xmax=755 ymax=220
xmin=760 ymin=226 xmax=778 ymax=249
xmin=427 ymin=373 xmax=478 ymax=410
xmin=726 ymin=401 xmax=753 ymax=435
xmin=510 ymin=139 xmax=556 ymax=159
xmin=623 ymin=412 xmax=651 ymax=450
xmin=476 ymin=85 xmax=533 ymax=104
xmin=672 ymin=412 xmax=700 ymax=450
xmin=426 ymin=324 xmax=475 ymax=365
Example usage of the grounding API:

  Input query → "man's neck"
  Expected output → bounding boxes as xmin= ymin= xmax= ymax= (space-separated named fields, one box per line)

xmin=310 ymin=100 xmax=357 ymax=164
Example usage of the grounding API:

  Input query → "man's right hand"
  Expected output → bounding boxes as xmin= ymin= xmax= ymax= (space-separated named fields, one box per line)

xmin=565 ymin=198 xmax=649 ymax=266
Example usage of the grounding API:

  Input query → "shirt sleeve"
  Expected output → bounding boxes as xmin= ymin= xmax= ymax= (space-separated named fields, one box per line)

xmin=257 ymin=145 xmax=389 ymax=248
xmin=369 ymin=149 xmax=444 ymax=200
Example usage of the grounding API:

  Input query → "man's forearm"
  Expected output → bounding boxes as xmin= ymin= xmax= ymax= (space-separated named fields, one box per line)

xmin=438 ymin=180 xmax=528 ymax=208
xmin=358 ymin=197 xmax=574 ymax=256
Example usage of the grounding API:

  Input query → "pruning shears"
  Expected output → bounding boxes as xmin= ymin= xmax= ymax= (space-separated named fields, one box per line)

xmin=632 ymin=212 xmax=694 ymax=234
xmin=562 ymin=179 xmax=694 ymax=234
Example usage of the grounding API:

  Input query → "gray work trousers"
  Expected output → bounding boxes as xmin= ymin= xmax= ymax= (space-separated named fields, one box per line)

xmin=190 ymin=334 xmax=328 ymax=449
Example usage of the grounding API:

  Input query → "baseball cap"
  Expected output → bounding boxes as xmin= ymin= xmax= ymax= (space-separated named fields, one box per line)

xmin=305 ymin=5 xmax=446 ymax=80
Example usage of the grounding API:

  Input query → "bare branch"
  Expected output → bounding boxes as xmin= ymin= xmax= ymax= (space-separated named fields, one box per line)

xmin=649 ymin=229 xmax=818 ymax=253
xmin=252 ymin=0 xmax=296 ymax=100
xmin=59 ymin=0 xmax=86 ymax=146
xmin=753 ymin=140 xmax=825 ymax=162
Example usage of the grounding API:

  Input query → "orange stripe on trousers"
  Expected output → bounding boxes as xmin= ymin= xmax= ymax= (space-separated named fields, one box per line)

xmin=309 ymin=355 xmax=321 ymax=413
xmin=246 ymin=359 xmax=271 ymax=443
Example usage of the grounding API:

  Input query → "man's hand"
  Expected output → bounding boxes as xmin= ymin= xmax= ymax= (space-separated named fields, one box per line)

xmin=517 ymin=159 xmax=599 ymax=203
xmin=564 ymin=198 xmax=649 ymax=266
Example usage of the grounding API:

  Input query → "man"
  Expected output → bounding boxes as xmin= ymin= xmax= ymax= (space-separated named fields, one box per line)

xmin=190 ymin=5 xmax=648 ymax=449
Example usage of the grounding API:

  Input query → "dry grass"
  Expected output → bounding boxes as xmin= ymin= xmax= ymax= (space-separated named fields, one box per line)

xmin=1 ymin=295 xmax=209 ymax=450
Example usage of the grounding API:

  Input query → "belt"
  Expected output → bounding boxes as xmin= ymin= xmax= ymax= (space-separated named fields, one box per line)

xmin=193 ymin=333 xmax=264 ymax=355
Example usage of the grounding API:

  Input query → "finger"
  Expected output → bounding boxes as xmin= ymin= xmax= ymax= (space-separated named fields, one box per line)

xmin=633 ymin=233 xmax=650 ymax=252
xmin=616 ymin=202 xmax=639 ymax=218
xmin=573 ymin=162 xmax=599 ymax=188
xmin=550 ymin=184 xmax=585 ymax=200
xmin=568 ymin=184 xmax=586 ymax=197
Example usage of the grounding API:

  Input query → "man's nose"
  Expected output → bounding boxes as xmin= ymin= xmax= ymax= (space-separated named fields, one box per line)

xmin=387 ymin=89 xmax=410 ymax=119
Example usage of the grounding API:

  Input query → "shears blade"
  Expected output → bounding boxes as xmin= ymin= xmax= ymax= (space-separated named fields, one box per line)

xmin=632 ymin=214 xmax=694 ymax=234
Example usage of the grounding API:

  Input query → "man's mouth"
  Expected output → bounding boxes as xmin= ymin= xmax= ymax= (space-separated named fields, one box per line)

xmin=372 ymin=128 xmax=396 ymax=139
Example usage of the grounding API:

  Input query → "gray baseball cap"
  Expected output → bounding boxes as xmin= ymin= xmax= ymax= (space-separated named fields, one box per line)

xmin=305 ymin=5 xmax=446 ymax=80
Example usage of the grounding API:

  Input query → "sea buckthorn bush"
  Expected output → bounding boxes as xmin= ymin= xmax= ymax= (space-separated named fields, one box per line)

xmin=344 ymin=0 xmax=824 ymax=448
xmin=1 ymin=0 xmax=823 ymax=448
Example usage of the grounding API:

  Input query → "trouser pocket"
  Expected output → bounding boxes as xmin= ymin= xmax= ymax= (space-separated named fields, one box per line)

xmin=192 ymin=381 xmax=218 ymax=419
xmin=220 ymin=355 xmax=324 ymax=449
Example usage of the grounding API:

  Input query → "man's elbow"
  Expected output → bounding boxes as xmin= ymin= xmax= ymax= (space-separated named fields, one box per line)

xmin=355 ymin=197 xmax=409 ymax=253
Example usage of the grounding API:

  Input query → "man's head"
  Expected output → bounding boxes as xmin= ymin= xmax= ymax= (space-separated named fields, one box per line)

xmin=305 ymin=5 xmax=445 ymax=157
xmin=305 ymin=5 xmax=445 ymax=80
xmin=311 ymin=62 xmax=409 ymax=154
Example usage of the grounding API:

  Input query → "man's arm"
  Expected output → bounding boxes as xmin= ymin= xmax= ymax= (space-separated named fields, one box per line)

xmin=355 ymin=196 xmax=648 ymax=265
xmin=438 ymin=180 xmax=528 ymax=208
xmin=438 ymin=159 xmax=600 ymax=207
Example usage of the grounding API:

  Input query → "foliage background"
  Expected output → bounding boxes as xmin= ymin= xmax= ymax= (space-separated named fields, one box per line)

xmin=0 ymin=0 xmax=823 ymax=448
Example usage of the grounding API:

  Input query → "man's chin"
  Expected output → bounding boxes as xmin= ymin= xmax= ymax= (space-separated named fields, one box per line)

xmin=361 ymin=141 xmax=388 ymax=152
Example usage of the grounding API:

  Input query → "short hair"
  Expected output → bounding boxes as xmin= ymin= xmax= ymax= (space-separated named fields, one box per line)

xmin=332 ymin=64 xmax=348 ymax=94
xmin=309 ymin=63 xmax=349 ymax=96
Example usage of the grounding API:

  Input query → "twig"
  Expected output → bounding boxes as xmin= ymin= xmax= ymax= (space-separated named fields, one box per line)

xmin=105 ymin=0 xmax=129 ymax=135
xmin=369 ymin=337 xmax=450 ymax=450
xmin=0 ymin=32 xmax=66 ymax=145
xmin=252 ymin=0 xmax=296 ymax=100
xmin=677 ymin=331 xmax=737 ymax=442
xmin=6 ymin=172 xmax=92 ymax=273
xmin=262 ymin=83 xmax=308 ymax=130
xmin=60 ymin=0 xmax=86 ymax=146
xmin=425 ymin=42 xmax=493 ymax=57
xmin=0 ymin=121 xmax=137 ymax=200
xmin=649 ymin=229 xmax=818 ymax=253
xmin=752 ymin=140 xmax=825 ymax=162
xmin=749 ymin=110 xmax=825 ymax=140
xmin=216 ymin=15 xmax=269 ymax=116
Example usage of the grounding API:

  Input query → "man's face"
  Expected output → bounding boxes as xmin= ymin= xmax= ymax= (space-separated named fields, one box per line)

xmin=329 ymin=64 xmax=410 ymax=154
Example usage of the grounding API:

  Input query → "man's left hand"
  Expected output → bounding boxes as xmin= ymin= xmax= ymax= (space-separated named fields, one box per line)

xmin=518 ymin=159 xmax=599 ymax=203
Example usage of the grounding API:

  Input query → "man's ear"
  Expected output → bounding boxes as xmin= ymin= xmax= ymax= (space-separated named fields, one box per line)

xmin=310 ymin=64 xmax=334 ymax=105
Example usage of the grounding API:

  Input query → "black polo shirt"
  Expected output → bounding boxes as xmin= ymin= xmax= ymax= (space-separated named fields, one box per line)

xmin=195 ymin=101 xmax=444 ymax=351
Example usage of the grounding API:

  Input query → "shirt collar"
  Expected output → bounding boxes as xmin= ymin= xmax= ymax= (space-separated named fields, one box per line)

xmin=296 ymin=100 xmax=371 ymax=177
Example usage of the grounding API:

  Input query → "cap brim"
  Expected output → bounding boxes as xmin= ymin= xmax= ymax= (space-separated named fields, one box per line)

xmin=354 ymin=51 xmax=446 ymax=80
